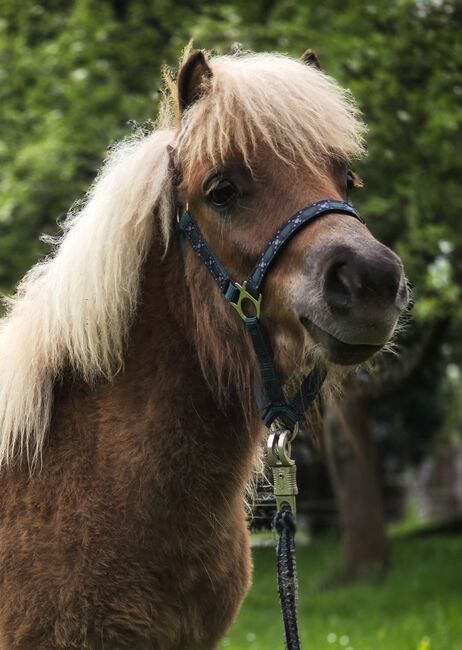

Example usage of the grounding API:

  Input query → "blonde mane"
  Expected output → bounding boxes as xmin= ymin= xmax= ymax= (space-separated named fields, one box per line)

xmin=174 ymin=53 xmax=365 ymax=181
xmin=0 ymin=51 xmax=365 ymax=467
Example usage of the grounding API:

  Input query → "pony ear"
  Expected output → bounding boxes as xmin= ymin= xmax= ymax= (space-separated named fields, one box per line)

xmin=300 ymin=49 xmax=322 ymax=70
xmin=177 ymin=50 xmax=213 ymax=114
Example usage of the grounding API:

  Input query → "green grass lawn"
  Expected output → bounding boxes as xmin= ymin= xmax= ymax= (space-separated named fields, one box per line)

xmin=220 ymin=534 xmax=462 ymax=650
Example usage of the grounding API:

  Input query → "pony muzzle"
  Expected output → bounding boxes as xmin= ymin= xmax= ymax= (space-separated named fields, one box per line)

xmin=297 ymin=237 xmax=409 ymax=365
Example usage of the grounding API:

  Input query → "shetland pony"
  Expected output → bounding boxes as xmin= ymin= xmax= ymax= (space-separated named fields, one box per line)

xmin=0 ymin=49 xmax=408 ymax=649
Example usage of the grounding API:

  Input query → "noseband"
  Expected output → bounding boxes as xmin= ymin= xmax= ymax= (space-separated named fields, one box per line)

xmin=178 ymin=199 xmax=364 ymax=431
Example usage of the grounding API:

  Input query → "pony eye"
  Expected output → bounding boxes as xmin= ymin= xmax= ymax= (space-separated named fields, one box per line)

xmin=207 ymin=179 xmax=237 ymax=207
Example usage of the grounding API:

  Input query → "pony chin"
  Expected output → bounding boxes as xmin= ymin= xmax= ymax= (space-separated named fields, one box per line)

xmin=275 ymin=325 xmax=369 ymax=398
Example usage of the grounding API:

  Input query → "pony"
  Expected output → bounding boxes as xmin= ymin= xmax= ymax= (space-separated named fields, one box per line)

xmin=0 ymin=48 xmax=408 ymax=649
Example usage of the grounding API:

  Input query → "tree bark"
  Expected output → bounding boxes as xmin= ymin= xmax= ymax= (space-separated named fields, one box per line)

xmin=320 ymin=319 xmax=450 ymax=582
xmin=323 ymin=394 xmax=388 ymax=581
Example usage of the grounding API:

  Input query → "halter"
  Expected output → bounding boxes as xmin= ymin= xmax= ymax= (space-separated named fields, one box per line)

xmin=178 ymin=198 xmax=364 ymax=650
xmin=178 ymin=199 xmax=363 ymax=431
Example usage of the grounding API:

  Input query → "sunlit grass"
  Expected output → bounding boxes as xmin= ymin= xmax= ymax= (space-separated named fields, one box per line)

xmin=221 ymin=534 xmax=462 ymax=650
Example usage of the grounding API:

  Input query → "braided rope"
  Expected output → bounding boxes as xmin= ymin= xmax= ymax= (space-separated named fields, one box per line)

xmin=274 ymin=510 xmax=300 ymax=650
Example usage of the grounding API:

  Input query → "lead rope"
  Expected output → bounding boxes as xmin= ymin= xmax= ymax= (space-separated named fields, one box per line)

xmin=268 ymin=421 xmax=302 ymax=649
xmin=275 ymin=509 xmax=300 ymax=650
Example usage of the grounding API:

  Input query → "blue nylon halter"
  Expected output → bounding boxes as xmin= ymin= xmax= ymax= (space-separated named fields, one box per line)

xmin=178 ymin=199 xmax=364 ymax=429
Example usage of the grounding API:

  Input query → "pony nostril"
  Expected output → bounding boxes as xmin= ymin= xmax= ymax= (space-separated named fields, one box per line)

xmin=359 ymin=254 xmax=403 ymax=302
xmin=324 ymin=261 xmax=354 ymax=311
xmin=322 ymin=248 xmax=407 ymax=314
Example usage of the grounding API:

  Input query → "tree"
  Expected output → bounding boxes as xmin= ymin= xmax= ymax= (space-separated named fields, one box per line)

xmin=2 ymin=0 xmax=461 ymax=577
xmin=323 ymin=317 xmax=450 ymax=580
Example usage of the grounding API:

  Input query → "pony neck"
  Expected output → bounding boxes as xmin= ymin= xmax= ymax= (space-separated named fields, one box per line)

xmin=115 ymin=233 xmax=262 ymax=478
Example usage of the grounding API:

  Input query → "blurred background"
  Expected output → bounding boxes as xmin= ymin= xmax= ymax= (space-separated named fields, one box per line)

xmin=1 ymin=0 xmax=461 ymax=648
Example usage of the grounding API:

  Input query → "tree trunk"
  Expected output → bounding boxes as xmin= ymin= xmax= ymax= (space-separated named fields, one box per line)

xmin=323 ymin=394 xmax=388 ymax=581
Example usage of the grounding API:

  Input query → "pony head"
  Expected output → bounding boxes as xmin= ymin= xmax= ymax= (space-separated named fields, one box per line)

xmin=170 ymin=49 xmax=409 ymax=378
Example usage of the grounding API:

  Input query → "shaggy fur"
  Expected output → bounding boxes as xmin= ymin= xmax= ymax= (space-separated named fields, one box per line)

xmin=0 ymin=130 xmax=175 ymax=467
xmin=0 ymin=49 xmax=398 ymax=650
xmin=0 ymin=51 xmax=365 ymax=469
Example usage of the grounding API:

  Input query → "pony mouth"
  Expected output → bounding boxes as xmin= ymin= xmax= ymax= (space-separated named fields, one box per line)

xmin=300 ymin=317 xmax=383 ymax=366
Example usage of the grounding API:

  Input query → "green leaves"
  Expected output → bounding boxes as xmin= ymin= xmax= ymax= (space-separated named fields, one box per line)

xmin=1 ymin=0 xmax=460 ymax=445
xmin=2 ymin=0 xmax=461 ymax=324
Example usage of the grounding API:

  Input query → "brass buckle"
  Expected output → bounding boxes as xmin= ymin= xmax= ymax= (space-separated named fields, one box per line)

xmin=229 ymin=281 xmax=262 ymax=321
xmin=267 ymin=420 xmax=300 ymax=514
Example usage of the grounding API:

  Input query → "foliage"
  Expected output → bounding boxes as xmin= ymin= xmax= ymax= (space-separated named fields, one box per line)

xmin=223 ymin=535 xmax=462 ymax=649
xmin=0 ymin=0 xmax=198 ymax=288
xmin=1 ymin=0 xmax=461 ymax=442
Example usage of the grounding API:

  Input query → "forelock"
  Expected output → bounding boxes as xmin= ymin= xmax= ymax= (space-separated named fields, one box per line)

xmin=169 ymin=52 xmax=366 ymax=179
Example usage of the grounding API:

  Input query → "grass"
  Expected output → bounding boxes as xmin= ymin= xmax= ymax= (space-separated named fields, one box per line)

xmin=220 ymin=534 xmax=462 ymax=650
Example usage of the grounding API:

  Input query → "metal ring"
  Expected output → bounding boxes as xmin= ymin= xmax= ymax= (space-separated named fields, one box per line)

xmin=276 ymin=431 xmax=295 ymax=466
xmin=267 ymin=432 xmax=279 ymax=466
xmin=267 ymin=430 xmax=296 ymax=466
xmin=176 ymin=202 xmax=189 ymax=223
